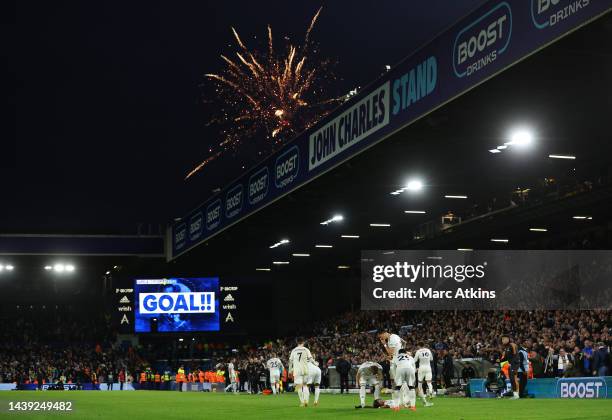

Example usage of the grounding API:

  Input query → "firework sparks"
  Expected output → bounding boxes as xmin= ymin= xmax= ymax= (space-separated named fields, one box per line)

xmin=186 ymin=6 xmax=340 ymax=180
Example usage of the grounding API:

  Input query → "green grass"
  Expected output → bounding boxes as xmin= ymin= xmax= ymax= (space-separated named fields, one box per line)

xmin=0 ymin=391 xmax=610 ymax=419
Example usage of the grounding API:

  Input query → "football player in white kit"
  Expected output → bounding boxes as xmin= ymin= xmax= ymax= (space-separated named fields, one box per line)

xmin=355 ymin=361 xmax=382 ymax=408
xmin=226 ymin=359 xmax=238 ymax=393
xmin=415 ymin=342 xmax=434 ymax=406
xmin=306 ymin=357 xmax=322 ymax=406
xmin=378 ymin=330 xmax=403 ymax=404
xmin=289 ymin=337 xmax=314 ymax=407
xmin=394 ymin=349 xmax=417 ymax=411
xmin=266 ymin=353 xmax=284 ymax=395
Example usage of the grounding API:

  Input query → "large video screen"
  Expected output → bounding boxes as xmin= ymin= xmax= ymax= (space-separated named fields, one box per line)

xmin=134 ymin=278 xmax=220 ymax=332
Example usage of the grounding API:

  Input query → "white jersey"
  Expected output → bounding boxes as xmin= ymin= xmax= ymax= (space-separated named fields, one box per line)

xmin=307 ymin=360 xmax=321 ymax=385
xmin=266 ymin=357 xmax=284 ymax=374
xmin=357 ymin=361 xmax=383 ymax=379
xmin=396 ymin=353 xmax=415 ymax=369
xmin=289 ymin=345 xmax=313 ymax=376
xmin=228 ymin=362 xmax=236 ymax=382
xmin=388 ymin=334 xmax=402 ymax=361
xmin=415 ymin=348 xmax=433 ymax=371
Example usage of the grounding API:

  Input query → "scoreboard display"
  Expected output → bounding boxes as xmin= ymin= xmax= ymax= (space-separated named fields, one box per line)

xmin=134 ymin=278 xmax=220 ymax=333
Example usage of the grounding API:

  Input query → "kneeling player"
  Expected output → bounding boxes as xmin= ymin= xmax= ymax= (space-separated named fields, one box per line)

xmin=355 ymin=361 xmax=382 ymax=408
xmin=306 ymin=358 xmax=321 ymax=406
xmin=395 ymin=349 xmax=417 ymax=411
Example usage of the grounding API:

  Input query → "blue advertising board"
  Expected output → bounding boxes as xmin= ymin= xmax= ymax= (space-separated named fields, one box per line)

xmin=470 ymin=376 xmax=612 ymax=399
xmin=170 ymin=0 xmax=612 ymax=260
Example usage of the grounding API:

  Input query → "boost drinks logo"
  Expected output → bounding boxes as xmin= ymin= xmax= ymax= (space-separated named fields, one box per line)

xmin=248 ymin=167 xmax=269 ymax=205
xmin=453 ymin=2 xmax=512 ymax=78
xmin=174 ymin=223 xmax=187 ymax=251
xmin=206 ymin=199 xmax=222 ymax=231
xmin=189 ymin=212 xmax=204 ymax=242
xmin=557 ymin=377 xmax=607 ymax=399
xmin=530 ymin=0 xmax=592 ymax=30
xmin=275 ymin=145 xmax=299 ymax=188
xmin=225 ymin=184 xmax=243 ymax=219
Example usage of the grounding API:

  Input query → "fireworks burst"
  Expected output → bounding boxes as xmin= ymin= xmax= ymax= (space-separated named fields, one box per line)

xmin=186 ymin=7 xmax=341 ymax=180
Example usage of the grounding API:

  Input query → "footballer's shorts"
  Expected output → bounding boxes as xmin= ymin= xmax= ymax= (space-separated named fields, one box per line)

xmin=269 ymin=371 xmax=280 ymax=384
xmin=359 ymin=375 xmax=380 ymax=387
xmin=417 ymin=367 xmax=432 ymax=382
xmin=307 ymin=369 xmax=321 ymax=385
xmin=293 ymin=373 xmax=308 ymax=385
xmin=394 ymin=367 xmax=415 ymax=387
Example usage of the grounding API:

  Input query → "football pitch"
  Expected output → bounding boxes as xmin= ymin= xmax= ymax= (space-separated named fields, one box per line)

xmin=0 ymin=391 xmax=610 ymax=419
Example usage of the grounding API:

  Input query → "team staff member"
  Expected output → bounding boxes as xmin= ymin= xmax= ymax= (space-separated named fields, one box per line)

xmin=154 ymin=372 xmax=161 ymax=390
xmin=176 ymin=366 xmax=186 ymax=392
xmin=139 ymin=371 xmax=146 ymax=390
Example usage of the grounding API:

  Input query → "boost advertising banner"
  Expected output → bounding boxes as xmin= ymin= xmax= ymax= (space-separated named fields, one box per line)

xmin=170 ymin=0 xmax=611 ymax=260
xmin=134 ymin=278 xmax=220 ymax=332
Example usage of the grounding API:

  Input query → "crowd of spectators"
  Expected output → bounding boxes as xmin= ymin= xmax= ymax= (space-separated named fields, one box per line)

xmin=0 ymin=308 xmax=144 ymax=386
xmin=1 ymin=307 xmax=609 ymax=387
xmin=234 ymin=309 xmax=610 ymax=386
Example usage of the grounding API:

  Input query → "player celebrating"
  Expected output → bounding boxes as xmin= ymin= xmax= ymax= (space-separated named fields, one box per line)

xmin=501 ymin=334 xmax=520 ymax=400
xmin=266 ymin=353 xmax=284 ymax=395
xmin=306 ymin=357 xmax=322 ymax=406
xmin=378 ymin=330 xmax=403 ymax=403
xmin=355 ymin=361 xmax=382 ymax=408
xmin=415 ymin=343 xmax=434 ymax=406
xmin=289 ymin=337 xmax=314 ymax=407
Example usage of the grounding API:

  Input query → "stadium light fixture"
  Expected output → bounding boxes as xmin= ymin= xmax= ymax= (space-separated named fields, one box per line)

xmin=572 ymin=215 xmax=592 ymax=220
xmin=337 ymin=265 xmax=350 ymax=269
xmin=445 ymin=195 xmax=467 ymax=199
xmin=457 ymin=248 xmax=473 ymax=251
xmin=341 ymin=235 xmax=359 ymax=239
xmin=320 ymin=214 xmax=344 ymax=225
xmin=490 ymin=238 xmax=509 ymax=243
xmin=405 ymin=179 xmax=424 ymax=192
xmin=529 ymin=228 xmax=548 ymax=232
xmin=496 ymin=145 xmax=508 ymax=150
xmin=272 ymin=261 xmax=289 ymax=265
xmin=382 ymin=251 xmax=395 ymax=255
xmin=549 ymin=154 xmax=576 ymax=160
xmin=256 ymin=268 xmax=271 ymax=271
xmin=65 ymin=265 xmax=75 ymax=272
xmin=54 ymin=264 xmax=65 ymax=272
xmin=292 ymin=253 xmax=310 ymax=257
xmin=6 ymin=265 xmax=14 ymax=271
xmin=489 ymin=149 xmax=501 ymax=154
xmin=404 ymin=210 xmax=426 ymax=214
xmin=508 ymin=129 xmax=533 ymax=147
xmin=369 ymin=223 xmax=390 ymax=227
xmin=315 ymin=244 xmax=333 ymax=248
xmin=178 ymin=338 xmax=184 ymax=342
xmin=269 ymin=239 xmax=290 ymax=249
xmin=44 ymin=265 xmax=52 ymax=270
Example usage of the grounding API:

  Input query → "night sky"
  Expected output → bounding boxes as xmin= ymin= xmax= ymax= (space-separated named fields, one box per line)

xmin=9 ymin=1 xmax=482 ymax=234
